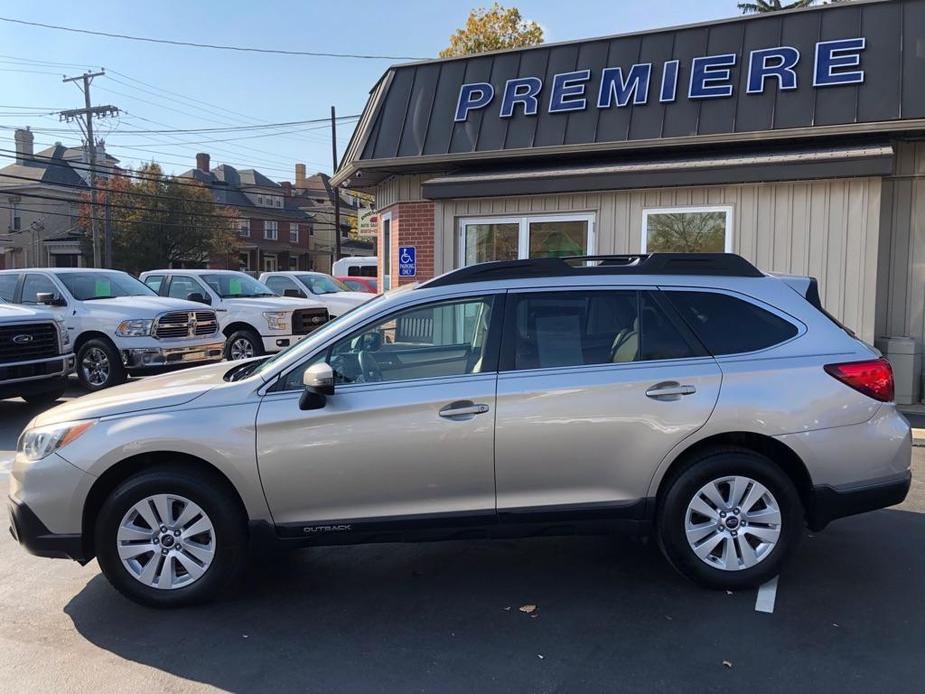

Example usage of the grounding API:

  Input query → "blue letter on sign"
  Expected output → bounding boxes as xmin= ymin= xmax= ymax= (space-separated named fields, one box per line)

xmin=455 ymin=83 xmax=495 ymax=122
xmin=747 ymin=46 xmax=800 ymax=93
xmin=597 ymin=64 xmax=652 ymax=108
xmin=549 ymin=70 xmax=591 ymax=113
xmin=660 ymin=60 xmax=680 ymax=103
xmin=689 ymin=53 xmax=737 ymax=99
xmin=813 ymin=38 xmax=865 ymax=87
xmin=500 ymin=77 xmax=543 ymax=118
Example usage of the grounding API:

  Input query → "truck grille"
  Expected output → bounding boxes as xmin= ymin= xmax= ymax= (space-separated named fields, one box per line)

xmin=292 ymin=308 xmax=330 ymax=335
xmin=154 ymin=311 xmax=219 ymax=339
xmin=0 ymin=322 xmax=59 ymax=364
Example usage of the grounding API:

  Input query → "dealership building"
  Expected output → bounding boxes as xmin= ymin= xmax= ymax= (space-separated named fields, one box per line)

xmin=333 ymin=0 xmax=925 ymax=391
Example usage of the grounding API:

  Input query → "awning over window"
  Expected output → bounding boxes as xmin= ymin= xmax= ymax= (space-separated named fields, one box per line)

xmin=421 ymin=145 xmax=894 ymax=200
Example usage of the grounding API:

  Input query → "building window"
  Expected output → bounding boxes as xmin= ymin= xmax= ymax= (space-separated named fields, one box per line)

xmin=237 ymin=218 xmax=250 ymax=238
xmin=257 ymin=196 xmax=264 ymax=205
xmin=276 ymin=198 xmax=282 ymax=207
xmin=289 ymin=256 xmax=298 ymax=270
xmin=641 ymin=206 xmax=733 ymax=254
xmin=265 ymin=220 xmax=278 ymax=240
xmin=239 ymin=253 xmax=250 ymax=271
xmin=264 ymin=253 xmax=278 ymax=272
xmin=457 ymin=214 xmax=595 ymax=267
xmin=290 ymin=223 xmax=299 ymax=243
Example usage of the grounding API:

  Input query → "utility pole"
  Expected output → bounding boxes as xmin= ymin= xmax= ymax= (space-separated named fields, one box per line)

xmin=59 ymin=70 xmax=118 ymax=268
xmin=331 ymin=105 xmax=341 ymax=262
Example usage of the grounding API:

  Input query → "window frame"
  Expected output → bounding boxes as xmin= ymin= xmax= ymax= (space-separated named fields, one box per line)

xmin=264 ymin=220 xmax=279 ymax=241
xmin=269 ymin=292 xmax=507 ymax=393
xmin=498 ymin=286 xmax=708 ymax=374
xmin=289 ymin=222 xmax=299 ymax=243
xmin=237 ymin=218 xmax=251 ymax=238
xmin=641 ymin=205 xmax=734 ymax=254
xmin=456 ymin=212 xmax=596 ymax=268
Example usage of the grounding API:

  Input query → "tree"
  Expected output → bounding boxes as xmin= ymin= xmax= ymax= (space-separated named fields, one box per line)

xmin=737 ymin=0 xmax=813 ymax=13
xmin=79 ymin=163 xmax=239 ymax=274
xmin=439 ymin=3 xmax=543 ymax=58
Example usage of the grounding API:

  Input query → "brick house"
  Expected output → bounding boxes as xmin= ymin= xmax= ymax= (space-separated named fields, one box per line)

xmin=179 ymin=153 xmax=316 ymax=273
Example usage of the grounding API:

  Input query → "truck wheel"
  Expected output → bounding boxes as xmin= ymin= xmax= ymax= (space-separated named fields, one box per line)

xmin=94 ymin=466 xmax=248 ymax=608
xmin=77 ymin=338 xmax=125 ymax=391
xmin=656 ymin=447 xmax=803 ymax=591
xmin=224 ymin=329 xmax=263 ymax=361
xmin=22 ymin=379 xmax=67 ymax=406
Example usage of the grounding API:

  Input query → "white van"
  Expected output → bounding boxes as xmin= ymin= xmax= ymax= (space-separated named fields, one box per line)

xmin=332 ymin=256 xmax=377 ymax=281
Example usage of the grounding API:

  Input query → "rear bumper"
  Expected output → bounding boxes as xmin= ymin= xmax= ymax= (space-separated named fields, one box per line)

xmin=122 ymin=340 xmax=224 ymax=370
xmin=808 ymin=470 xmax=911 ymax=531
xmin=7 ymin=496 xmax=90 ymax=564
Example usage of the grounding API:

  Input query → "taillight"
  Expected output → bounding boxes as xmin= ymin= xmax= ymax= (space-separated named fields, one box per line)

xmin=824 ymin=358 xmax=894 ymax=402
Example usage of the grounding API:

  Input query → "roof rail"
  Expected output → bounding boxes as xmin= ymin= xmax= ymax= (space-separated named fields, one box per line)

xmin=423 ymin=253 xmax=764 ymax=288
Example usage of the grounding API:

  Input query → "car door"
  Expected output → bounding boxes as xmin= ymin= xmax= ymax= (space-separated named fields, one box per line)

xmin=20 ymin=272 xmax=73 ymax=330
xmin=254 ymin=293 xmax=504 ymax=533
xmin=493 ymin=287 xmax=722 ymax=522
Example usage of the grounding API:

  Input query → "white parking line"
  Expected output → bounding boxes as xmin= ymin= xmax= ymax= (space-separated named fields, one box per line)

xmin=755 ymin=576 xmax=779 ymax=614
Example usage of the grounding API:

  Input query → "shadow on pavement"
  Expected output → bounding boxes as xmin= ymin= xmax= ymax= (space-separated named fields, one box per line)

xmin=63 ymin=508 xmax=925 ymax=694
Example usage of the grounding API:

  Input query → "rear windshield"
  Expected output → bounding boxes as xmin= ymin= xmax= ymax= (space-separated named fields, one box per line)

xmin=665 ymin=291 xmax=799 ymax=355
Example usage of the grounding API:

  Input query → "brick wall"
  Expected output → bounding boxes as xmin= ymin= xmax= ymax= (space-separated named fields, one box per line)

xmin=377 ymin=200 xmax=435 ymax=289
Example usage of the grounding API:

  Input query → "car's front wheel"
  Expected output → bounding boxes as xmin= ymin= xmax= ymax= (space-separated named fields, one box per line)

xmin=95 ymin=466 xmax=248 ymax=607
xmin=76 ymin=338 xmax=125 ymax=391
xmin=224 ymin=329 xmax=263 ymax=361
xmin=656 ymin=447 xmax=803 ymax=590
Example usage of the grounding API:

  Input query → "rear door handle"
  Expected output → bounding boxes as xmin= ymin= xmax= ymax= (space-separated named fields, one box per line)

xmin=645 ymin=382 xmax=697 ymax=399
xmin=439 ymin=401 xmax=490 ymax=418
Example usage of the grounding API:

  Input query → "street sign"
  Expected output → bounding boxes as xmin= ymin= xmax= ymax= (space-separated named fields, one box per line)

xmin=398 ymin=246 xmax=416 ymax=277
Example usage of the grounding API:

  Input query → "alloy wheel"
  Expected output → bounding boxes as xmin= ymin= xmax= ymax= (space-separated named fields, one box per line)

xmin=684 ymin=475 xmax=782 ymax=571
xmin=81 ymin=347 xmax=111 ymax=387
xmin=229 ymin=337 xmax=255 ymax=360
xmin=116 ymin=493 xmax=216 ymax=590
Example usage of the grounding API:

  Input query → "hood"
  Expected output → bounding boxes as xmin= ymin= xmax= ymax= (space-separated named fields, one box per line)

xmin=224 ymin=296 xmax=325 ymax=311
xmin=321 ymin=292 xmax=371 ymax=314
xmin=0 ymin=303 xmax=56 ymax=321
xmin=31 ymin=360 xmax=235 ymax=427
xmin=81 ymin=295 xmax=212 ymax=317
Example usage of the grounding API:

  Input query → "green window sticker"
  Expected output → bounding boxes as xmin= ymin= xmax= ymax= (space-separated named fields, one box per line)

xmin=228 ymin=278 xmax=242 ymax=296
xmin=95 ymin=279 xmax=111 ymax=298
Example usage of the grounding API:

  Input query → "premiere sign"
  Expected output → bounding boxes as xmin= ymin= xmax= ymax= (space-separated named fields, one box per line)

xmin=454 ymin=38 xmax=866 ymax=122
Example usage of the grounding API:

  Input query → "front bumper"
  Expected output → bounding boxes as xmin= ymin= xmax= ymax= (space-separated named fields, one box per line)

xmin=808 ymin=470 xmax=911 ymax=531
xmin=261 ymin=333 xmax=308 ymax=353
xmin=0 ymin=353 xmax=75 ymax=399
xmin=8 ymin=496 xmax=90 ymax=563
xmin=122 ymin=340 xmax=225 ymax=370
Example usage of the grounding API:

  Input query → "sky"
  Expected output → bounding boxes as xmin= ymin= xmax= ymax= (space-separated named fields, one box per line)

xmin=0 ymin=0 xmax=742 ymax=182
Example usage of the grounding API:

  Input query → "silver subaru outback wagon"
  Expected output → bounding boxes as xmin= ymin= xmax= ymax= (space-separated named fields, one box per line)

xmin=8 ymin=254 xmax=911 ymax=607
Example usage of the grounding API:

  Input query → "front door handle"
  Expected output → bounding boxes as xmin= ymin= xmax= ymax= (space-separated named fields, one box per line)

xmin=439 ymin=401 xmax=490 ymax=418
xmin=645 ymin=382 xmax=697 ymax=399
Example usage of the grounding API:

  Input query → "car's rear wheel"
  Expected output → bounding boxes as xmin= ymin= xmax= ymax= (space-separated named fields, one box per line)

xmin=224 ymin=329 xmax=263 ymax=361
xmin=95 ymin=466 xmax=248 ymax=607
xmin=77 ymin=338 xmax=124 ymax=391
xmin=657 ymin=447 xmax=803 ymax=590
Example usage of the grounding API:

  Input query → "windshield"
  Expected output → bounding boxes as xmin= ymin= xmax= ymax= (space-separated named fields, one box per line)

xmin=201 ymin=273 xmax=275 ymax=298
xmin=297 ymin=274 xmax=349 ymax=295
xmin=56 ymin=271 xmax=157 ymax=301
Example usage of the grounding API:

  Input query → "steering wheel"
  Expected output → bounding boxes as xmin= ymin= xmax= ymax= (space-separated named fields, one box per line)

xmin=358 ymin=350 xmax=383 ymax=383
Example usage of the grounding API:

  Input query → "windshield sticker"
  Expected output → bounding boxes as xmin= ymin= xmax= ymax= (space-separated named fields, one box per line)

xmin=95 ymin=279 xmax=111 ymax=297
xmin=229 ymin=278 xmax=242 ymax=295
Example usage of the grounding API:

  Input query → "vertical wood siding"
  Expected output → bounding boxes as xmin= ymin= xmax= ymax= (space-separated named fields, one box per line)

xmin=433 ymin=177 xmax=883 ymax=341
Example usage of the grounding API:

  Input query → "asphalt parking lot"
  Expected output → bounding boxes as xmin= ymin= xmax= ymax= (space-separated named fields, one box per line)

xmin=1 ymin=391 xmax=923 ymax=693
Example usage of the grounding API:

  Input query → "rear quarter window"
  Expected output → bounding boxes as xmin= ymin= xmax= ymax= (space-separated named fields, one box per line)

xmin=665 ymin=291 xmax=799 ymax=355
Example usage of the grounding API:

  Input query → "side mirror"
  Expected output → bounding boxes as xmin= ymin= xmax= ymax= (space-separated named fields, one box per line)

xmin=36 ymin=292 xmax=66 ymax=307
xmin=187 ymin=292 xmax=211 ymax=305
xmin=283 ymin=288 xmax=305 ymax=298
xmin=299 ymin=362 xmax=334 ymax=410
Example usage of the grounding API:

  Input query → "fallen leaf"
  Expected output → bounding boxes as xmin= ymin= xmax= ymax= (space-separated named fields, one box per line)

xmin=665 ymin=615 xmax=673 ymax=621
xmin=726 ymin=591 xmax=733 ymax=596
xmin=504 ymin=606 xmax=511 ymax=611
xmin=519 ymin=604 xmax=537 ymax=614
xmin=537 ymin=654 xmax=544 ymax=660
xmin=722 ymin=660 xmax=733 ymax=669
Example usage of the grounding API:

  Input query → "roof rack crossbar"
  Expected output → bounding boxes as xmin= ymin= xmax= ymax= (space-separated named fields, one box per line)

xmin=423 ymin=253 xmax=764 ymax=288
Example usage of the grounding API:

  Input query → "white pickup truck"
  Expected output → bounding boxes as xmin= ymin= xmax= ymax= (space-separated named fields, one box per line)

xmin=139 ymin=269 xmax=330 ymax=360
xmin=259 ymin=271 xmax=371 ymax=319
xmin=0 ymin=300 xmax=75 ymax=405
xmin=0 ymin=268 xmax=224 ymax=391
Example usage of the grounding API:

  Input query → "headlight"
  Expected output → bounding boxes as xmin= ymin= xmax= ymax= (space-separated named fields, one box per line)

xmin=263 ymin=311 xmax=289 ymax=331
xmin=116 ymin=319 xmax=154 ymax=337
xmin=55 ymin=317 xmax=70 ymax=346
xmin=17 ymin=420 xmax=96 ymax=462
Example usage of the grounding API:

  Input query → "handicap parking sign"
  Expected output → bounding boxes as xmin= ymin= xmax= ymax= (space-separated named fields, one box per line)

xmin=398 ymin=246 xmax=416 ymax=277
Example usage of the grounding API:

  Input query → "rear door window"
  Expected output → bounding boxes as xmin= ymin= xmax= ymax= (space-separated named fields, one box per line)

xmin=665 ymin=291 xmax=799 ymax=355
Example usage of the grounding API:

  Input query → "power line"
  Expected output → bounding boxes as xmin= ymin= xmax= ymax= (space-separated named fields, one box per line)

xmin=0 ymin=16 xmax=428 ymax=60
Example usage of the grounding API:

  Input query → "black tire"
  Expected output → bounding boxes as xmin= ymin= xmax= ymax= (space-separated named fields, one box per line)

xmin=21 ymin=379 xmax=67 ymax=406
xmin=656 ymin=447 xmax=803 ymax=590
xmin=95 ymin=465 xmax=248 ymax=608
xmin=76 ymin=338 xmax=125 ymax=391
xmin=224 ymin=329 xmax=264 ymax=361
